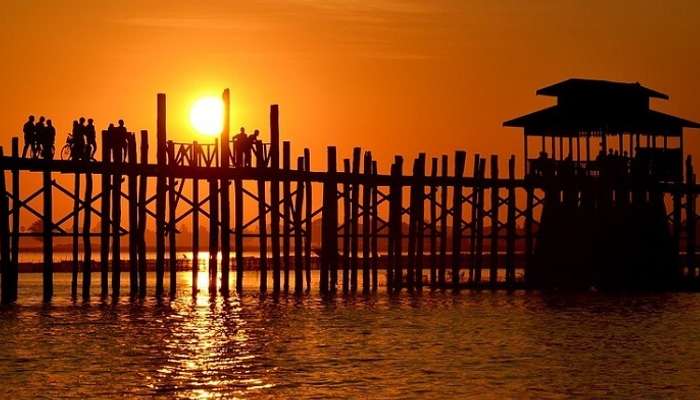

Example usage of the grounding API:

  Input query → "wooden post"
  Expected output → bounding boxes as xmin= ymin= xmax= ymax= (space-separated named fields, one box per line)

xmin=10 ymin=139 xmax=19 ymax=303
xmin=362 ymin=151 xmax=372 ymax=293
xmin=342 ymin=159 xmax=351 ymax=292
xmin=429 ymin=157 xmax=438 ymax=288
xmin=111 ymin=135 xmax=122 ymax=298
xmin=524 ymin=185 xmax=534 ymax=286
xmin=234 ymin=155 xmax=244 ymax=293
xmin=191 ymin=141 xmax=200 ymax=296
xmin=371 ymin=160 xmax=379 ymax=292
xmin=686 ymin=157 xmax=696 ymax=280
xmin=406 ymin=158 xmax=417 ymax=290
xmin=489 ymin=155 xmax=499 ymax=287
xmin=451 ymin=151 xmax=466 ymax=290
xmin=269 ymin=105 xmax=281 ymax=295
xmin=350 ymin=147 xmax=361 ymax=292
xmin=468 ymin=155 xmax=480 ymax=283
xmin=282 ymin=141 xmax=291 ymax=292
xmin=506 ymin=156 xmax=516 ymax=286
xmin=256 ymin=141 xmax=268 ymax=293
xmin=167 ymin=142 xmax=176 ymax=297
xmin=304 ymin=148 xmax=313 ymax=291
xmin=439 ymin=155 xmax=448 ymax=288
xmin=100 ymin=129 xmax=111 ymax=298
xmin=43 ymin=168 xmax=53 ymax=302
xmin=138 ymin=131 xmax=148 ymax=297
xmin=294 ymin=157 xmax=305 ymax=294
xmin=415 ymin=154 xmax=426 ymax=289
xmin=155 ymin=93 xmax=167 ymax=297
xmin=128 ymin=134 xmax=138 ymax=297
xmin=474 ymin=159 xmax=486 ymax=285
xmin=71 ymin=162 xmax=80 ymax=299
xmin=220 ymin=89 xmax=232 ymax=296
xmin=208 ymin=178 xmax=219 ymax=295
xmin=0 ymin=148 xmax=10 ymax=304
xmin=83 ymin=159 xmax=93 ymax=301
xmin=390 ymin=156 xmax=404 ymax=291
xmin=325 ymin=147 xmax=338 ymax=293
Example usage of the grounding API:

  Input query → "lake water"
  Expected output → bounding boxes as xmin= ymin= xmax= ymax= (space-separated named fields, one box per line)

xmin=1 ymin=272 xmax=700 ymax=399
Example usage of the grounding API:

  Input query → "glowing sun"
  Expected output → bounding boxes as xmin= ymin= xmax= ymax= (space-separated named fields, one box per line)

xmin=190 ymin=96 xmax=224 ymax=136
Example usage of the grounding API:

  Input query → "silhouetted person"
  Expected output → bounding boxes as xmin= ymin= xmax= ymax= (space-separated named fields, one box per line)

xmin=114 ymin=119 xmax=128 ymax=162
xmin=22 ymin=115 xmax=35 ymax=158
xmin=71 ymin=118 xmax=85 ymax=160
xmin=86 ymin=118 xmax=96 ymax=159
xmin=44 ymin=120 xmax=56 ymax=159
xmin=35 ymin=116 xmax=46 ymax=158
xmin=233 ymin=127 xmax=248 ymax=167
xmin=248 ymin=129 xmax=261 ymax=167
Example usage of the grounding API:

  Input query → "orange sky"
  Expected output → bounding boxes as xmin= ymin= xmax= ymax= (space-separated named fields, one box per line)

xmin=2 ymin=0 xmax=700 ymax=172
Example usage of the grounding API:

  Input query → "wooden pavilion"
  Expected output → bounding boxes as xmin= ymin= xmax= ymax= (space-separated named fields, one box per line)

xmin=504 ymin=78 xmax=700 ymax=180
xmin=504 ymin=78 xmax=700 ymax=289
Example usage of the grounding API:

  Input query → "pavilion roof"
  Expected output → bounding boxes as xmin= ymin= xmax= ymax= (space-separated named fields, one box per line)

xmin=536 ymin=78 xmax=669 ymax=100
xmin=503 ymin=105 xmax=700 ymax=137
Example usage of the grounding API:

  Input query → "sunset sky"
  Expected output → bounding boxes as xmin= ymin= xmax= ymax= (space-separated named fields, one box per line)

xmin=2 ymin=0 xmax=700 ymax=171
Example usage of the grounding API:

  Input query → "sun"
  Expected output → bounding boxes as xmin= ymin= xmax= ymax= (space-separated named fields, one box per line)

xmin=190 ymin=96 xmax=224 ymax=136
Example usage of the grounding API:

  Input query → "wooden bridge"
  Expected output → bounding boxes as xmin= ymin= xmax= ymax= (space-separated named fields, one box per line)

xmin=0 ymin=87 xmax=699 ymax=303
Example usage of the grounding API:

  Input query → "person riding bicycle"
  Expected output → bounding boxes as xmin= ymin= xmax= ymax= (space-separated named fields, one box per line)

xmin=68 ymin=119 xmax=85 ymax=160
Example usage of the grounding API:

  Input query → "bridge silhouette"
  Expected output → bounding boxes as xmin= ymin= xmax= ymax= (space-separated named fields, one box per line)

xmin=0 ymin=80 xmax=699 ymax=303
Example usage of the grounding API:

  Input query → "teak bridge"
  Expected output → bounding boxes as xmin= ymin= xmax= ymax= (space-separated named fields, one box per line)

xmin=1 ymin=79 xmax=700 ymax=303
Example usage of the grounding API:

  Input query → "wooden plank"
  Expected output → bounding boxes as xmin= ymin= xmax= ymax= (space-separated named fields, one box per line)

xmin=451 ymin=151 xmax=466 ymax=290
xmin=429 ymin=157 xmax=438 ymax=288
xmin=128 ymin=134 xmax=138 ymax=297
xmin=304 ymin=148 xmax=313 ymax=291
xmin=489 ymin=155 xmax=499 ymax=287
xmin=256 ymin=141 xmax=268 ymax=293
xmin=362 ymin=151 xmax=372 ymax=293
xmin=294 ymin=156 xmax=305 ymax=294
xmin=100 ymin=129 xmax=111 ymax=298
xmin=524 ymin=185 xmax=534 ymax=286
xmin=468 ymin=155 xmax=480 ymax=283
xmin=350 ymin=147 xmax=361 ymax=292
xmin=137 ymin=131 xmax=148 ymax=297
xmin=270 ymin=105 xmax=281 ymax=294
xmin=282 ymin=141 xmax=291 ymax=292
xmin=439 ymin=155 xmax=448 ymax=288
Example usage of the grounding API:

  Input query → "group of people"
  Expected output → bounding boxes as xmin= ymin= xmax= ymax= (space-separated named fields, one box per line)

xmin=22 ymin=115 xmax=56 ymax=159
xmin=531 ymin=146 xmax=633 ymax=178
xmin=232 ymin=127 xmax=262 ymax=167
xmin=67 ymin=117 xmax=97 ymax=160
xmin=21 ymin=115 xmax=129 ymax=161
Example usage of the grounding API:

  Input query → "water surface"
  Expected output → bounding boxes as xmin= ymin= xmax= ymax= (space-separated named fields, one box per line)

xmin=1 ymin=272 xmax=699 ymax=399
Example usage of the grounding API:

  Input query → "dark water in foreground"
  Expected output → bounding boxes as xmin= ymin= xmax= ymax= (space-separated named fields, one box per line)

xmin=1 ymin=273 xmax=700 ymax=399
